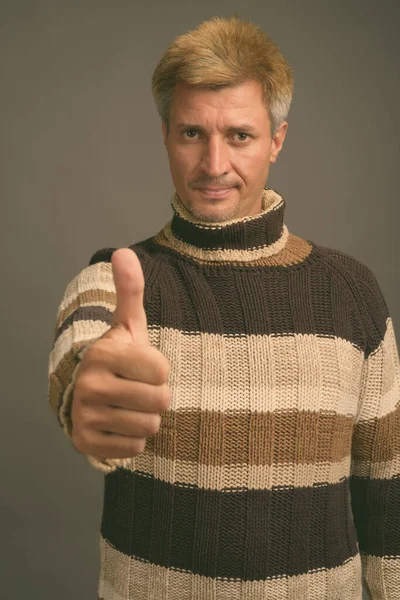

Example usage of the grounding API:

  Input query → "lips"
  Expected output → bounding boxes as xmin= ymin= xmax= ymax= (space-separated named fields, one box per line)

xmin=196 ymin=187 xmax=233 ymax=198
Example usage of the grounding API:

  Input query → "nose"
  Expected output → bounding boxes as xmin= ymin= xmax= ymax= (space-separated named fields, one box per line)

xmin=200 ymin=136 xmax=231 ymax=179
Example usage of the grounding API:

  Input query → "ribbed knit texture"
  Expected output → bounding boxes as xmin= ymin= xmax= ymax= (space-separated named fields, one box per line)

xmin=48 ymin=188 xmax=400 ymax=599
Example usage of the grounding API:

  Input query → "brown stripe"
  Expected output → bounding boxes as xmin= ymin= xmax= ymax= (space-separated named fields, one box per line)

xmin=352 ymin=402 xmax=400 ymax=463
xmin=52 ymin=345 xmax=82 ymax=389
xmin=145 ymin=408 xmax=354 ymax=466
xmin=48 ymin=372 xmax=62 ymax=414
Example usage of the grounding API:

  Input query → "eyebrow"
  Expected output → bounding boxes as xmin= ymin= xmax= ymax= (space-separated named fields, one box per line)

xmin=176 ymin=122 xmax=258 ymax=135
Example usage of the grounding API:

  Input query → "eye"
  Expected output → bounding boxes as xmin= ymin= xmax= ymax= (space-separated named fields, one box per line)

xmin=183 ymin=130 xmax=198 ymax=139
xmin=235 ymin=132 xmax=250 ymax=142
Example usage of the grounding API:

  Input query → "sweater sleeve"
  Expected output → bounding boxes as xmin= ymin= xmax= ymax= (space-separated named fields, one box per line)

xmin=47 ymin=248 xmax=133 ymax=474
xmin=349 ymin=265 xmax=400 ymax=599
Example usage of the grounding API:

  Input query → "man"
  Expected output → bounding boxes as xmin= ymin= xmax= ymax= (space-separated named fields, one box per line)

xmin=48 ymin=15 xmax=399 ymax=600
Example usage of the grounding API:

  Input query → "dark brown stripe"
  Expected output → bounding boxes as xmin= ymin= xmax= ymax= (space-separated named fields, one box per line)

xmin=152 ymin=256 xmax=363 ymax=352
xmin=85 ymin=238 xmax=389 ymax=356
xmin=313 ymin=245 xmax=389 ymax=357
xmin=56 ymin=305 xmax=113 ymax=339
xmin=147 ymin=409 xmax=354 ymax=465
xmin=350 ymin=475 xmax=400 ymax=557
xmin=101 ymin=470 xmax=358 ymax=580
xmin=89 ymin=247 xmax=115 ymax=265
xmin=56 ymin=289 xmax=116 ymax=330
xmin=170 ymin=200 xmax=285 ymax=251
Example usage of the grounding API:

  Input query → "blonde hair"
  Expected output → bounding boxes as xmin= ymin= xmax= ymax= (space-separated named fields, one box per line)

xmin=152 ymin=15 xmax=294 ymax=136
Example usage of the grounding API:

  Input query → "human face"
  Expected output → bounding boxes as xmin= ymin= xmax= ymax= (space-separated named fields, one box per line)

xmin=162 ymin=79 xmax=288 ymax=223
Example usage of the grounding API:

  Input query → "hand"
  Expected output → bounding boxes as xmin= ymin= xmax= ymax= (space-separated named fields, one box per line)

xmin=71 ymin=248 xmax=171 ymax=460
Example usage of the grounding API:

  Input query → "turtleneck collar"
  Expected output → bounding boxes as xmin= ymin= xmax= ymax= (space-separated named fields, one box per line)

xmin=154 ymin=188 xmax=290 ymax=263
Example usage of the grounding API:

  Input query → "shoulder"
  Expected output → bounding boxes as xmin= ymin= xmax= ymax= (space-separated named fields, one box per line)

xmin=312 ymin=242 xmax=390 ymax=354
xmin=82 ymin=237 xmax=164 ymax=297
xmin=89 ymin=247 xmax=116 ymax=265
xmin=58 ymin=239 xmax=159 ymax=315
xmin=89 ymin=239 xmax=154 ymax=266
xmin=87 ymin=236 xmax=164 ymax=276
xmin=312 ymin=243 xmax=387 ymax=301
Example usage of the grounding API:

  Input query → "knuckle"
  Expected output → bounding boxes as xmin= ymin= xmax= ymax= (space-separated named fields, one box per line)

xmin=74 ymin=372 xmax=91 ymax=396
xmin=71 ymin=428 xmax=90 ymax=454
xmin=75 ymin=373 xmax=108 ymax=404
xmin=84 ymin=340 xmax=109 ymax=364
xmin=131 ymin=438 xmax=146 ymax=455
xmin=80 ymin=407 xmax=101 ymax=430
xmin=144 ymin=414 xmax=161 ymax=437
xmin=153 ymin=354 xmax=170 ymax=384
xmin=156 ymin=385 xmax=171 ymax=412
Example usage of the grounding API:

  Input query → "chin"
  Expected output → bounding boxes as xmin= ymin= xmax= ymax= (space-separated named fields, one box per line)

xmin=185 ymin=189 xmax=241 ymax=223
xmin=187 ymin=198 xmax=240 ymax=223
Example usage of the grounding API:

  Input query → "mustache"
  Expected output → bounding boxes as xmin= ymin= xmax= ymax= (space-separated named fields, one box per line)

xmin=189 ymin=179 xmax=240 ymax=189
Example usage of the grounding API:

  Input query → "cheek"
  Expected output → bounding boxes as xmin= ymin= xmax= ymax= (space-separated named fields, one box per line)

xmin=170 ymin=147 xmax=197 ymax=177
xmin=232 ymin=146 xmax=271 ymax=181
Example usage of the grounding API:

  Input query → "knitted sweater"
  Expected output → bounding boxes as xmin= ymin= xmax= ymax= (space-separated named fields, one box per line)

xmin=48 ymin=188 xmax=400 ymax=600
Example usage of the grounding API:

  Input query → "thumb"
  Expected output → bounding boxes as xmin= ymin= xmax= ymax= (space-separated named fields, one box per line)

xmin=110 ymin=247 xmax=150 ymax=345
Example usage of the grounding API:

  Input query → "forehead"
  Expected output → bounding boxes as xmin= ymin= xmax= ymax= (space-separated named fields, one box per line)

xmin=170 ymin=80 xmax=269 ymax=125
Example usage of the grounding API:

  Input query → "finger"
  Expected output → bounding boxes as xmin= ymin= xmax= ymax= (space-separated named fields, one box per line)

xmin=92 ymin=407 xmax=162 ymax=438
xmin=86 ymin=431 xmax=147 ymax=460
xmin=83 ymin=372 xmax=170 ymax=412
xmin=85 ymin=340 xmax=169 ymax=385
xmin=111 ymin=248 xmax=149 ymax=345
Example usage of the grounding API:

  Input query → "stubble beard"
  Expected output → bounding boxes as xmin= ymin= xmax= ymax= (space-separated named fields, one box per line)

xmin=186 ymin=192 xmax=241 ymax=224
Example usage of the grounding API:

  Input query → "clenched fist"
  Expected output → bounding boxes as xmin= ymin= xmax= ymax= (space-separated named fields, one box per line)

xmin=71 ymin=248 xmax=171 ymax=460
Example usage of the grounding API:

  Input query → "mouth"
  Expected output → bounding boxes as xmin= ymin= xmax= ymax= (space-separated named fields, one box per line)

xmin=195 ymin=187 xmax=234 ymax=199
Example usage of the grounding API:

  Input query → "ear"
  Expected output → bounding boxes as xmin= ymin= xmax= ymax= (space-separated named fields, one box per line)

xmin=269 ymin=121 xmax=288 ymax=164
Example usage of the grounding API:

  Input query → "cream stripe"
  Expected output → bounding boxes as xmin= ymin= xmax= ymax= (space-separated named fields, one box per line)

xmin=357 ymin=318 xmax=399 ymax=421
xmin=122 ymin=453 xmax=352 ymax=490
xmin=58 ymin=262 xmax=115 ymax=312
xmin=50 ymin=320 xmax=366 ymax=416
xmin=361 ymin=554 xmax=400 ymax=599
xmin=148 ymin=327 xmax=365 ymax=417
xmin=50 ymin=319 xmax=397 ymax=421
xmin=159 ymin=221 xmax=290 ymax=262
xmin=351 ymin=453 xmax=400 ymax=480
xmin=98 ymin=537 xmax=363 ymax=600
xmin=78 ymin=299 xmax=115 ymax=312
xmin=49 ymin=319 xmax=110 ymax=373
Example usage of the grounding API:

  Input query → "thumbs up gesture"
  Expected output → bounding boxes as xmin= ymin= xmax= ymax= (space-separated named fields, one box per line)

xmin=71 ymin=248 xmax=171 ymax=460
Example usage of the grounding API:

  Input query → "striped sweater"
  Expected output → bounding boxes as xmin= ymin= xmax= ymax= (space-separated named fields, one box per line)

xmin=48 ymin=188 xmax=400 ymax=599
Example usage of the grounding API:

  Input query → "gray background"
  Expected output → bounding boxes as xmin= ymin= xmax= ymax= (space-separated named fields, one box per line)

xmin=1 ymin=1 xmax=399 ymax=598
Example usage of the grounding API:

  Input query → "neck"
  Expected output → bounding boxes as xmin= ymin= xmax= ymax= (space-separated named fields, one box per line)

xmin=154 ymin=188 xmax=291 ymax=264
